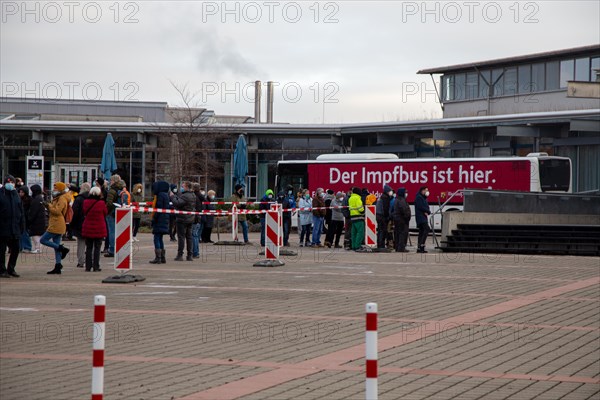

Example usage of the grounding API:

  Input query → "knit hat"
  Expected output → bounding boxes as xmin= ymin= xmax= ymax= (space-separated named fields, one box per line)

xmin=234 ymin=184 xmax=244 ymax=191
xmin=336 ymin=191 xmax=344 ymax=198
xmin=54 ymin=182 xmax=67 ymax=192
xmin=265 ymin=189 xmax=274 ymax=196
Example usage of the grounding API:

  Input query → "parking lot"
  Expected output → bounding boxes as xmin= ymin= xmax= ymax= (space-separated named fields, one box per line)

xmin=0 ymin=233 xmax=598 ymax=399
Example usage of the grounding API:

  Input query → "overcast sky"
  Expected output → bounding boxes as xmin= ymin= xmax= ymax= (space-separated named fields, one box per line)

xmin=1 ymin=1 xmax=598 ymax=123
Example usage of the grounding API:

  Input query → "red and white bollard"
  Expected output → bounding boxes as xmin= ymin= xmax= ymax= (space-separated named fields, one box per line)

xmin=92 ymin=295 xmax=106 ymax=400
xmin=232 ymin=204 xmax=239 ymax=241
xmin=364 ymin=205 xmax=377 ymax=248
xmin=366 ymin=302 xmax=378 ymax=400
xmin=253 ymin=205 xmax=285 ymax=267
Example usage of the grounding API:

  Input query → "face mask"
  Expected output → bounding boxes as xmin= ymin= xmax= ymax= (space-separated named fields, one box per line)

xmin=288 ymin=190 xmax=293 ymax=195
xmin=424 ymin=191 xmax=430 ymax=197
xmin=180 ymin=187 xmax=185 ymax=193
xmin=209 ymin=196 xmax=214 ymax=200
xmin=405 ymin=193 xmax=408 ymax=198
xmin=3 ymin=183 xmax=14 ymax=191
xmin=52 ymin=191 xmax=60 ymax=197
xmin=268 ymin=195 xmax=273 ymax=199
xmin=304 ymin=195 xmax=310 ymax=199
xmin=392 ymin=193 xmax=396 ymax=198
xmin=200 ymin=191 xmax=206 ymax=196
xmin=388 ymin=191 xmax=393 ymax=196
xmin=320 ymin=193 xmax=325 ymax=198
xmin=137 ymin=189 xmax=142 ymax=193
xmin=339 ymin=197 xmax=344 ymax=201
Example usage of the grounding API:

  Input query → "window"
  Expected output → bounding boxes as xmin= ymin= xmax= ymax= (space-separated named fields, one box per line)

xmin=560 ymin=59 xmax=574 ymax=88
xmin=518 ymin=64 xmax=531 ymax=93
xmin=465 ymin=72 xmax=478 ymax=99
xmin=478 ymin=70 xmax=491 ymax=98
xmin=503 ymin=67 xmax=517 ymax=96
xmin=531 ymin=63 xmax=545 ymax=92
xmin=443 ymin=75 xmax=454 ymax=101
xmin=491 ymin=68 xmax=504 ymax=97
xmin=546 ymin=61 xmax=559 ymax=90
xmin=591 ymin=57 xmax=600 ymax=82
xmin=454 ymin=73 xmax=466 ymax=101
xmin=575 ymin=57 xmax=590 ymax=81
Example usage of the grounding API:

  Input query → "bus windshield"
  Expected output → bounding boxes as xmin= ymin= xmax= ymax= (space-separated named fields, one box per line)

xmin=539 ymin=158 xmax=571 ymax=192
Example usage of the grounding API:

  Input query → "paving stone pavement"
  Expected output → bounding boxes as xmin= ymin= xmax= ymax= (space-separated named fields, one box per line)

xmin=0 ymin=232 xmax=598 ymax=399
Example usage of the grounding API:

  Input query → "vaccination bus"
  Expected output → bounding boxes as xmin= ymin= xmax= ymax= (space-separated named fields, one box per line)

xmin=276 ymin=153 xmax=572 ymax=229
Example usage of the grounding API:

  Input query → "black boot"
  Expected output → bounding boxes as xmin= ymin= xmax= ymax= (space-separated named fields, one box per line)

xmin=186 ymin=254 xmax=193 ymax=261
xmin=58 ymin=245 xmax=70 ymax=260
xmin=149 ymin=249 xmax=161 ymax=264
xmin=174 ymin=254 xmax=184 ymax=261
xmin=160 ymin=249 xmax=166 ymax=264
xmin=7 ymin=267 xmax=19 ymax=278
xmin=47 ymin=263 xmax=63 ymax=275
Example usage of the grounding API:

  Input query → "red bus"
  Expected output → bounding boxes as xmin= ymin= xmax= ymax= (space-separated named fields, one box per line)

xmin=276 ymin=153 xmax=572 ymax=229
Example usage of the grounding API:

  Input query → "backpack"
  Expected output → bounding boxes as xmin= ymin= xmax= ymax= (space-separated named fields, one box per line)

xmin=65 ymin=202 xmax=74 ymax=224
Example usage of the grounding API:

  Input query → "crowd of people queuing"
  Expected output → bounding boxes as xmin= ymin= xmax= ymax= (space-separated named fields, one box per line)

xmin=1 ymin=172 xmax=433 ymax=278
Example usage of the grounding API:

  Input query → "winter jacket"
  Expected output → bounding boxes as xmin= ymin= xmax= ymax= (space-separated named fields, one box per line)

xmin=0 ymin=188 xmax=25 ymax=238
xmin=70 ymin=191 xmax=89 ymax=237
xmin=81 ymin=196 xmax=108 ymax=239
xmin=202 ymin=199 xmax=215 ymax=228
xmin=376 ymin=185 xmax=392 ymax=219
xmin=259 ymin=195 xmax=273 ymax=220
xmin=152 ymin=181 xmax=170 ymax=234
xmin=414 ymin=193 xmax=431 ymax=225
xmin=277 ymin=193 xmax=292 ymax=222
xmin=106 ymin=181 xmax=124 ymax=215
xmin=392 ymin=196 xmax=411 ymax=224
xmin=28 ymin=189 xmax=48 ymax=236
xmin=230 ymin=192 xmax=247 ymax=222
xmin=171 ymin=190 xmax=196 ymax=224
xmin=348 ymin=193 xmax=364 ymax=220
xmin=298 ymin=197 xmax=312 ymax=226
xmin=131 ymin=192 xmax=144 ymax=219
xmin=331 ymin=198 xmax=345 ymax=222
xmin=46 ymin=193 xmax=69 ymax=235
xmin=312 ymin=195 xmax=326 ymax=217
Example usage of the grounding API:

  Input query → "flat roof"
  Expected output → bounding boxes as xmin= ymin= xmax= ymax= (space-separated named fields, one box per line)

xmin=417 ymin=44 xmax=600 ymax=75
xmin=1 ymin=109 xmax=598 ymax=136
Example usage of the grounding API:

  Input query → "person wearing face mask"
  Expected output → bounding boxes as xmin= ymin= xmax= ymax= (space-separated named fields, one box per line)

xmin=310 ymin=188 xmax=326 ymax=247
xmin=0 ymin=175 xmax=26 ymax=278
xmin=392 ymin=188 xmax=411 ymax=252
xmin=41 ymin=181 xmax=71 ymax=275
xmin=170 ymin=181 xmax=196 ymax=261
xmin=375 ymin=184 xmax=393 ymax=249
xmin=341 ymin=189 xmax=352 ymax=250
xmin=191 ymin=183 xmax=205 ymax=256
xmin=297 ymin=189 xmax=312 ymax=247
xmin=230 ymin=184 xmax=250 ymax=244
xmin=131 ymin=183 xmax=144 ymax=242
xmin=202 ymin=190 xmax=217 ymax=243
xmin=415 ymin=186 xmax=432 ymax=253
xmin=325 ymin=192 xmax=345 ymax=248
xmin=259 ymin=189 xmax=275 ymax=247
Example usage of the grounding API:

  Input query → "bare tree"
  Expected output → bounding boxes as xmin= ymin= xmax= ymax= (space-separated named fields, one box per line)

xmin=156 ymin=81 xmax=243 ymax=189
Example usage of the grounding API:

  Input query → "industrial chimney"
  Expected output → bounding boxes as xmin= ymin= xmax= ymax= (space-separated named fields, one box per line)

xmin=266 ymin=81 xmax=274 ymax=124
xmin=254 ymin=80 xmax=261 ymax=124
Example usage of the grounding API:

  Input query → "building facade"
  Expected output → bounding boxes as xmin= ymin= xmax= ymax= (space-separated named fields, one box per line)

xmin=1 ymin=45 xmax=598 ymax=195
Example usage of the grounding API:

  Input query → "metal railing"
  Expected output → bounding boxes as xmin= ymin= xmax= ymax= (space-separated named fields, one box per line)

xmin=429 ymin=190 xmax=463 ymax=248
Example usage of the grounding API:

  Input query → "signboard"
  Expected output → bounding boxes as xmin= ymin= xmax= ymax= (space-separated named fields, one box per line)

xmin=26 ymin=156 xmax=44 ymax=190
xmin=307 ymin=160 xmax=531 ymax=204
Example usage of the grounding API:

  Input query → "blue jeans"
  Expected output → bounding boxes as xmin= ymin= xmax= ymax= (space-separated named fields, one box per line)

xmin=20 ymin=231 xmax=32 ymax=251
xmin=240 ymin=220 xmax=249 ymax=242
xmin=192 ymin=222 xmax=203 ymax=257
xmin=260 ymin=217 xmax=266 ymax=246
xmin=106 ymin=214 xmax=115 ymax=254
xmin=153 ymin=233 xmax=165 ymax=250
xmin=40 ymin=232 xmax=62 ymax=264
xmin=311 ymin=216 xmax=324 ymax=245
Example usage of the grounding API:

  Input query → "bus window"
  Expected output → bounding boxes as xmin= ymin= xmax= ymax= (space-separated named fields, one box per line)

xmin=539 ymin=158 xmax=571 ymax=192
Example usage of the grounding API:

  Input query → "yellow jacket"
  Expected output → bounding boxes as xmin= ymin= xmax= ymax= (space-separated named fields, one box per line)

xmin=348 ymin=193 xmax=364 ymax=218
xmin=47 ymin=193 xmax=69 ymax=234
